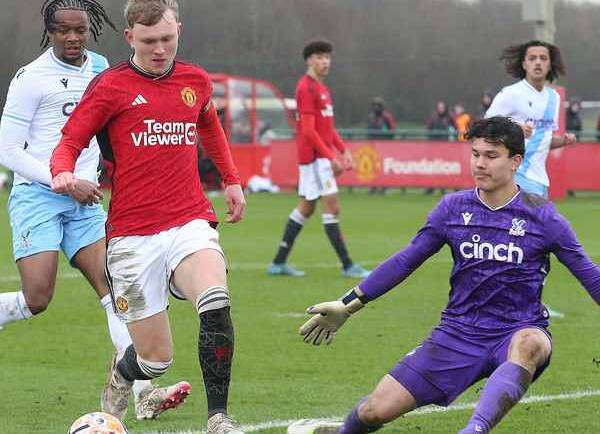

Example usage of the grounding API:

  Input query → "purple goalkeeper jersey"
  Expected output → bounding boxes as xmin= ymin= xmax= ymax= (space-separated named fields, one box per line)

xmin=360 ymin=188 xmax=600 ymax=333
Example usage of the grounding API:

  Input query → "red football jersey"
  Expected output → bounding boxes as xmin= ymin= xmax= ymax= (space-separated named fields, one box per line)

xmin=295 ymin=74 xmax=337 ymax=164
xmin=51 ymin=60 xmax=240 ymax=240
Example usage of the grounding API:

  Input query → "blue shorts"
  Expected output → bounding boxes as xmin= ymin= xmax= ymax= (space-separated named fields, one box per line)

xmin=389 ymin=323 xmax=552 ymax=407
xmin=8 ymin=183 xmax=106 ymax=262
xmin=516 ymin=173 xmax=548 ymax=198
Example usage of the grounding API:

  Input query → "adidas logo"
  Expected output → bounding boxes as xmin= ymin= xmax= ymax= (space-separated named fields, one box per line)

xmin=131 ymin=94 xmax=148 ymax=106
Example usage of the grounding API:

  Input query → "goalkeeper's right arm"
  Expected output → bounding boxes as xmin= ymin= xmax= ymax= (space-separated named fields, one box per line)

xmin=299 ymin=287 xmax=367 ymax=345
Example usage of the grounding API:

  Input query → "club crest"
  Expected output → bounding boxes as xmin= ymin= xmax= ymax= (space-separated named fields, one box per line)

xmin=509 ymin=218 xmax=526 ymax=236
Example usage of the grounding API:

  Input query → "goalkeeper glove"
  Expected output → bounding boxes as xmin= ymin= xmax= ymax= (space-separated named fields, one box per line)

xmin=299 ymin=288 xmax=366 ymax=345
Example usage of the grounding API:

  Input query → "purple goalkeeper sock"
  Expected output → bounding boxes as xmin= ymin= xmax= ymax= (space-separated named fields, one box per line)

xmin=459 ymin=361 xmax=532 ymax=434
xmin=339 ymin=398 xmax=382 ymax=434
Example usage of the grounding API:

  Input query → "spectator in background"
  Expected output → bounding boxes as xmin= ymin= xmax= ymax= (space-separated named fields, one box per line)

xmin=367 ymin=97 xmax=396 ymax=140
xmin=566 ymin=98 xmax=582 ymax=140
xmin=426 ymin=100 xmax=453 ymax=140
xmin=477 ymin=91 xmax=494 ymax=121
xmin=452 ymin=103 xmax=472 ymax=141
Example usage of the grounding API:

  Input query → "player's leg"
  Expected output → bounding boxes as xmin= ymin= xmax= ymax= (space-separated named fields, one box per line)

xmin=169 ymin=220 xmax=242 ymax=433
xmin=0 ymin=251 xmax=58 ymax=327
xmin=71 ymin=234 xmax=189 ymax=420
xmin=292 ymin=327 xmax=483 ymax=434
xmin=459 ymin=327 xmax=552 ymax=434
xmin=102 ymin=232 xmax=178 ymax=421
xmin=320 ymin=193 xmax=369 ymax=279
xmin=268 ymin=197 xmax=316 ymax=277
xmin=337 ymin=375 xmax=417 ymax=434
xmin=105 ymin=311 xmax=175 ymax=420
xmin=1 ymin=184 xmax=66 ymax=327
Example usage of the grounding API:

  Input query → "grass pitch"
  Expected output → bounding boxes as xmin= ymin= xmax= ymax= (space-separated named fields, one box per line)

xmin=0 ymin=189 xmax=599 ymax=433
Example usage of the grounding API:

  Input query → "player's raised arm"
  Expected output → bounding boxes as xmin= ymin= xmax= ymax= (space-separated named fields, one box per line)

xmin=196 ymin=100 xmax=246 ymax=223
xmin=299 ymin=197 xmax=449 ymax=345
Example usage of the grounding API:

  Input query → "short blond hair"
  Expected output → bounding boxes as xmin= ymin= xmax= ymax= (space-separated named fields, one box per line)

xmin=124 ymin=0 xmax=179 ymax=28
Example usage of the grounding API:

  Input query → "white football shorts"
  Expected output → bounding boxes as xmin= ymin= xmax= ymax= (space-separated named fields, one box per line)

xmin=298 ymin=158 xmax=338 ymax=201
xmin=106 ymin=219 xmax=225 ymax=322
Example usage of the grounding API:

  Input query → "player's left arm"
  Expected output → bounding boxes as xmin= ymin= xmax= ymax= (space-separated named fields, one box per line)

xmin=549 ymin=209 xmax=600 ymax=304
xmin=196 ymin=101 xmax=245 ymax=223
xmin=300 ymin=197 xmax=449 ymax=345
xmin=332 ymin=130 xmax=353 ymax=170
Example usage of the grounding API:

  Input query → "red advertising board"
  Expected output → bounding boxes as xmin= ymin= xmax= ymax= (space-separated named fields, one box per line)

xmin=269 ymin=139 xmax=600 ymax=199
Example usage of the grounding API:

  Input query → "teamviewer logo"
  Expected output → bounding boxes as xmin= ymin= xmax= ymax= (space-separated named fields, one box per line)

xmin=185 ymin=123 xmax=197 ymax=145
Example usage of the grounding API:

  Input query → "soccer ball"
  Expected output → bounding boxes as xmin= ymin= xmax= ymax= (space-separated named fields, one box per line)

xmin=68 ymin=412 xmax=128 ymax=434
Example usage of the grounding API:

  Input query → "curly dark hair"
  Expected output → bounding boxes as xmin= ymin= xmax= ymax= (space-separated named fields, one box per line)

xmin=302 ymin=39 xmax=333 ymax=60
xmin=500 ymin=40 xmax=565 ymax=83
xmin=465 ymin=116 xmax=525 ymax=157
xmin=40 ymin=0 xmax=116 ymax=49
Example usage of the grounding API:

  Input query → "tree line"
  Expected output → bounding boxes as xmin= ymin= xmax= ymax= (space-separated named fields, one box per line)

xmin=2 ymin=0 xmax=600 ymax=126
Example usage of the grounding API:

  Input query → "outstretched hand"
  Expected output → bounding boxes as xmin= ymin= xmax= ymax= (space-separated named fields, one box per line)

xmin=299 ymin=301 xmax=352 ymax=345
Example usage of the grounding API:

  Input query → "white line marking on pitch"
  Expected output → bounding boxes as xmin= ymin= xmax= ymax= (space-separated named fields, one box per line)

xmin=139 ymin=389 xmax=600 ymax=434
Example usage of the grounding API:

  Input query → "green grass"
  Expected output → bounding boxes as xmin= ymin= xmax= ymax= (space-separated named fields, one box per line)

xmin=0 ymin=189 xmax=599 ymax=433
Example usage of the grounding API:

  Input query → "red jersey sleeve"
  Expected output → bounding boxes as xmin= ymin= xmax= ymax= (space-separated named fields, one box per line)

xmin=197 ymin=102 xmax=240 ymax=185
xmin=332 ymin=130 xmax=346 ymax=153
xmin=51 ymin=73 xmax=114 ymax=176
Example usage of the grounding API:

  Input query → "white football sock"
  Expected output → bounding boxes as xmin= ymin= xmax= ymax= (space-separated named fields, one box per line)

xmin=100 ymin=294 xmax=132 ymax=357
xmin=100 ymin=294 xmax=152 ymax=399
xmin=0 ymin=291 xmax=33 ymax=327
xmin=132 ymin=379 xmax=153 ymax=400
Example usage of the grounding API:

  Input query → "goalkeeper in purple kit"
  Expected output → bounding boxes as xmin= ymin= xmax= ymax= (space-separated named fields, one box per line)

xmin=297 ymin=117 xmax=600 ymax=434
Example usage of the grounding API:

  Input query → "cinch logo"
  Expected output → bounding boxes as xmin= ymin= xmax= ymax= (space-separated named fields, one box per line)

xmin=459 ymin=234 xmax=523 ymax=264
xmin=62 ymin=101 xmax=78 ymax=116
xmin=131 ymin=119 xmax=197 ymax=147
xmin=353 ymin=145 xmax=381 ymax=182
xmin=526 ymin=118 xmax=555 ymax=130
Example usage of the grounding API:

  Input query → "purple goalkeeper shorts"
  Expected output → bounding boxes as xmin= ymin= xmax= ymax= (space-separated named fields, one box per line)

xmin=389 ymin=322 xmax=552 ymax=407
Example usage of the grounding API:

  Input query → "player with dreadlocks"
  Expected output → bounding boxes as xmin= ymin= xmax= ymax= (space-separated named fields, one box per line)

xmin=0 ymin=0 xmax=191 ymax=422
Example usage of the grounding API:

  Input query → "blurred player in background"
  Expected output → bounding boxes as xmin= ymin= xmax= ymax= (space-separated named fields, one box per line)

xmin=486 ymin=40 xmax=576 ymax=198
xmin=486 ymin=40 xmax=577 ymax=319
xmin=294 ymin=117 xmax=600 ymax=434
xmin=268 ymin=39 xmax=370 ymax=279
xmin=51 ymin=1 xmax=246 ymax=432
xmin=0 ymin=0 xmax=189 ymax=421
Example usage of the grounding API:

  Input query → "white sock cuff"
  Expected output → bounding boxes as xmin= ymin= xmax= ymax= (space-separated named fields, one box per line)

xmin=136 ymin=356 xmax=172 ymax=379
xmin=132 ymin=380 xmax=153 ymax=397
xmin=196 ymin=285 xmax=230 ymax=314
xmin=322 ymin=213 xmax=339 ymax=224
xmin=289 ymin=208 xmax=306 ymax=225
xmin=100 ymin=294 xmax=112 ymax=310
xmin=16 ymin=291 xmax=33 ymax=320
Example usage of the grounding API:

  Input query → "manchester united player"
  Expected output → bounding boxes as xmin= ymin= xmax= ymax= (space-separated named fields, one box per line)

xmin=51 ymin=1 xmax=246 ymax=432
xmin=0 ymin=0 xmax=189 ymax=421
xmin=267 ymin=39 xmax=370 ymax=279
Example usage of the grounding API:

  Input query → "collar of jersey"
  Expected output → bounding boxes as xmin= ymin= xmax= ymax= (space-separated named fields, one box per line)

xmin=521 ymin=78 xmax=547 ymax=95
xmin=48 ymin=47 xmax=90 ymax=73
xmin=128 ymin=55 xmax=175 ymax=80
xmin=474 ymin=186 xmax=521 ymax=211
